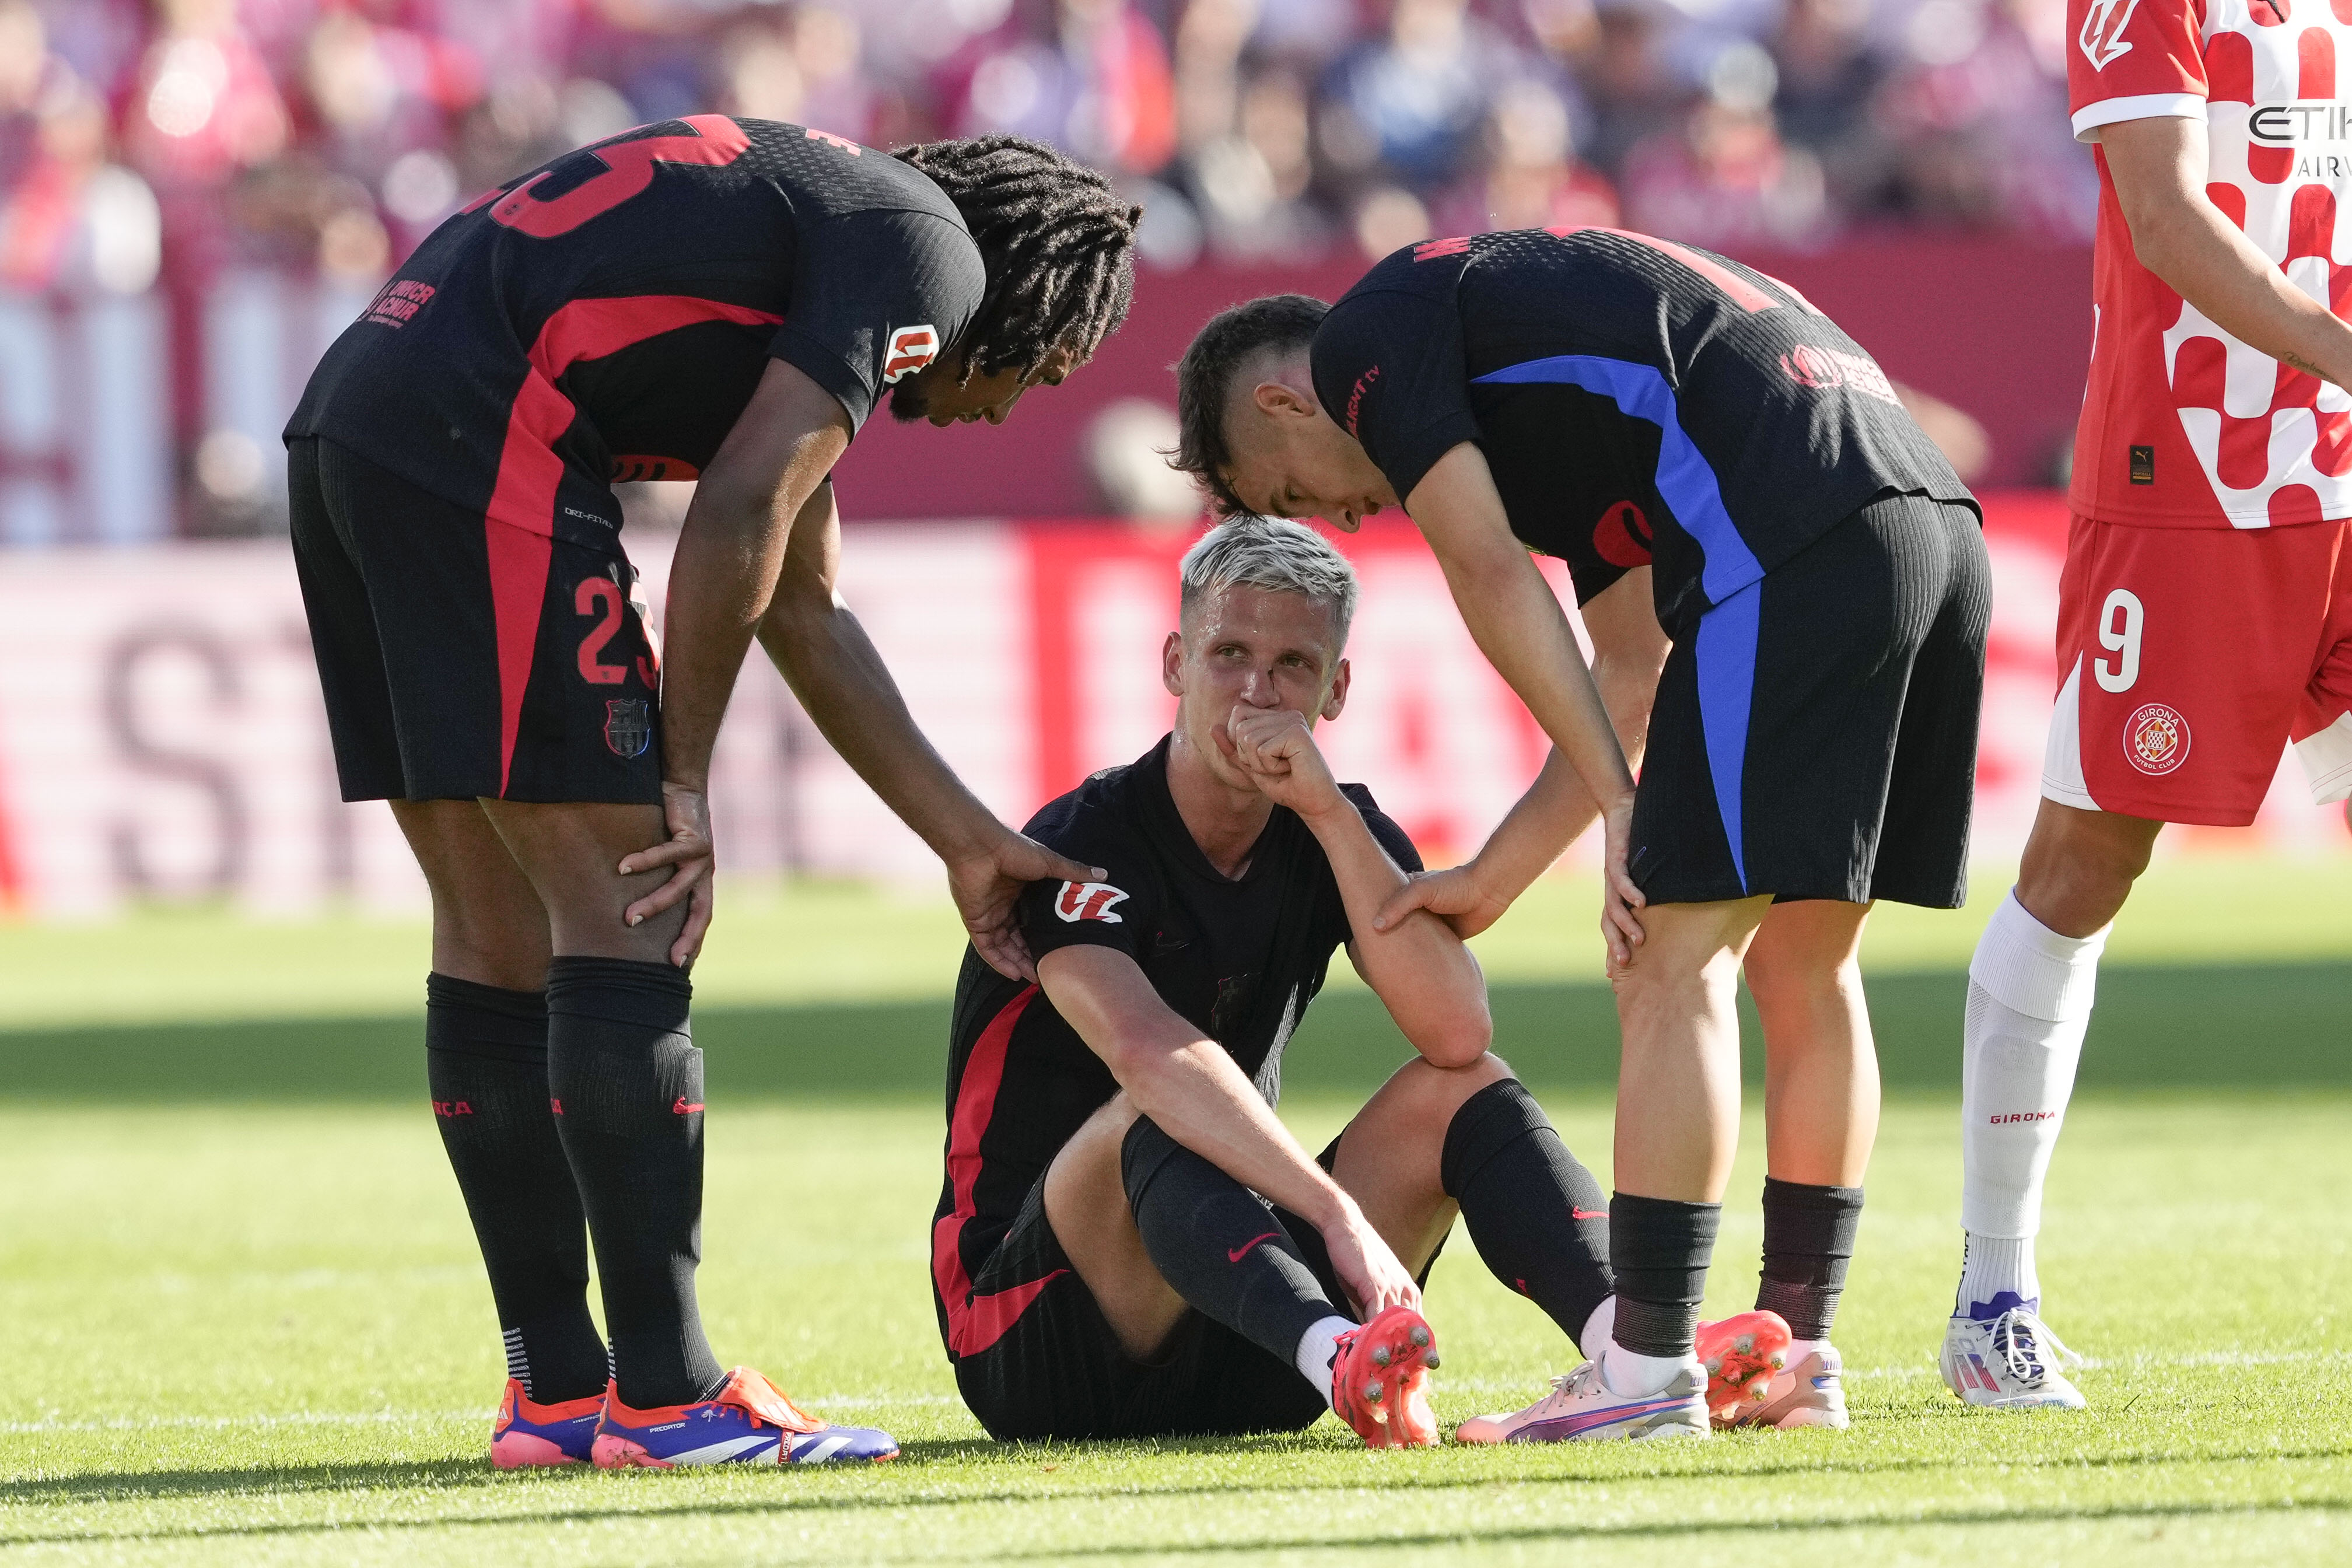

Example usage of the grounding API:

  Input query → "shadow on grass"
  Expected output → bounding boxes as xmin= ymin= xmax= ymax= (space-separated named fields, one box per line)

xmin=971 ymin=1498 xmax=2352 ymax=1560
xmin=1 ymin=962 xmax=2347 ymax=1104
xmin=9 ymin=1436 xmax=2348 ymax=1544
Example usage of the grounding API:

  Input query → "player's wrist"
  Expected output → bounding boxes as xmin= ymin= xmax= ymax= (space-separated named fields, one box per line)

xmin=1290 ymin=789 xmax=1356 ymax=831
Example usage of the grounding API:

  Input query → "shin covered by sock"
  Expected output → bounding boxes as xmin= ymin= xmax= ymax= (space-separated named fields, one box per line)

xmin=425 ymin=973 xmax=606 ymax=1404
xmin=1440 ymin=1078 xmax=1614 ymax=1354
xmin=1754 ymin=1177 xmax=1864 ymax=1343
xmin=1608 ymin=1194 xmax=1721 ymax=1373
xmin=1120 ymin=1116 xmax=1345 ymax=1385
xmin=545 ymin=956 xmax=724 ymax=1409
xmin=1958 ymin=890 xmax=2106 ymax=1319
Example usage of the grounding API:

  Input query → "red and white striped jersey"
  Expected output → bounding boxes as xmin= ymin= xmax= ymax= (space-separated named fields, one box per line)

xmin=2069 ymin=0 xmax=2352 ymax=527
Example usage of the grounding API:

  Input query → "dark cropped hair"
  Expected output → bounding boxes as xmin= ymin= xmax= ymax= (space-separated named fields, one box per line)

xmin=1169 ymin=293 xmax=1330 ymax=517
xmin=894 ymin=135 xmax=1140 ymax=383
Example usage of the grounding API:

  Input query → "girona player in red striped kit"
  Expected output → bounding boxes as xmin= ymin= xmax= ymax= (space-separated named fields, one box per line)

xmin=1943 ymin=0 xmax=2352 ymax=1409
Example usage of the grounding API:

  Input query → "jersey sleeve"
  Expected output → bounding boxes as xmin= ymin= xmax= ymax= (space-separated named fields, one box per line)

xmin=2068 ymin=0 xmax=2208 ymax=144
xmin=1015 ymin=811 xmax=1160 ymax=967
xmin=1310 ymin=286 xmax=1481 ymax=508
xmin=767 ymin=207 xmax=985 ymax=433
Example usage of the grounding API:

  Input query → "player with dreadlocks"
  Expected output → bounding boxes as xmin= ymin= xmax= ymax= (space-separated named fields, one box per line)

xmin=282 ymin=120 xmax=1136 ymax=1470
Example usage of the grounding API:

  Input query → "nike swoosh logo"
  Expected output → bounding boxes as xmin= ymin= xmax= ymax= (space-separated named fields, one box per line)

xmin=1228 ymin=1231 xmax=1280 ymax=1263
xmin=1572 ymin=1208 xmax=1607 ymax=1220
xmin=673 ymin=1097 xmax=705 ymax=1114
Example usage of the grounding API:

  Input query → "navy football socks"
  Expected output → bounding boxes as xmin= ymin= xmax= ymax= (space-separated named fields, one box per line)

xmin=1120 ymin=1116 xmax=1343 ymax=1368
xmin=1609 ymin=1194 xmax=1722 ymax=1359
xmin=1756 ymin=1177 xmax=1864 ymax=1341
xmin=424 ymin=972 xmax=607 ymax=1405
xmin=1440 ymin=1078 xmax=1615 ymax=1354
xmin=545 ymin=956 xmax=726 ymax=1409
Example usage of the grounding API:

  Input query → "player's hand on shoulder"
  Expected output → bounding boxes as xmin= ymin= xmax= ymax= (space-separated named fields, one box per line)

xmin=948 ymin=827 xmax=1107 ymax=984
xmin=1227 ymin=705 xmax=1345 ymax=817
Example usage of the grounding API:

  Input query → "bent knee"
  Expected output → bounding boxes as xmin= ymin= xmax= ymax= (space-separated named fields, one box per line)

xmin=1385 ymin=1051 xmax=1514 ymax=1114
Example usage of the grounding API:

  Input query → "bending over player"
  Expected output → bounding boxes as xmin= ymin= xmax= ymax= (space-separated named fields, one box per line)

xmin=934 ymin=520 xmax=1702 ymax=1444
xmin=285 ymin=121 xmax=1136 ymax=1467
xmin=1172 ymin=229 xmax=1987 ymax=1438
xmin=1936 ymin=0 xmax=2352 ymax=1409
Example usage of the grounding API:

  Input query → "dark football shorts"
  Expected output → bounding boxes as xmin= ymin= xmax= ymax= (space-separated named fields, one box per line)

xmin=1628 ymin=490 xmax=1990 ymax=909
xmin=289 ymin=436 xmax=663 ymax=804
xmin=953 ymin=1136 xmax=1437 ymax=1442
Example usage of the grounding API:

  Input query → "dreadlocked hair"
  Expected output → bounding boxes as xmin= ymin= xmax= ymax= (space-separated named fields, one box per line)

xmin=894 ymin=135 xmax=1141 ymax=383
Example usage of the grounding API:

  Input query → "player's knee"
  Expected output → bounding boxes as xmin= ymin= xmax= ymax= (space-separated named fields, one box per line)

xmin=1385 ymin=1050 xmax=1513 ymax=1121
xmin=1744 ymin=950 xmax=1859 ymax=1017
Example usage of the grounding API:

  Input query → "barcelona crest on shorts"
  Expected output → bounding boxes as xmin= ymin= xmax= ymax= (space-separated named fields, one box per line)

xmin=604 ymin=698 xmax=652 ymax=759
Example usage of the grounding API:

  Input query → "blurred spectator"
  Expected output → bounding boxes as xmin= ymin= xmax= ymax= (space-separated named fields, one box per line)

xmin=0 ymin=0 xmax=2104 ymax=309
xmin=0 ymin=67 xmax=160 ymax=295
xmin=1320 ymin=0 xmax=1525 ymax=195
xmin=1866 ymin=0 xmax=2093 ymax=237
xmin=1620 ymin=43 xmax=1828 ymax=250
xmin=1433 ymin=78 xmax=1618 ymax=236
xmin=121 ymin=0 xmax=288 ymax=194
xmin=953 ymin=0 xmax=1175 ymax=177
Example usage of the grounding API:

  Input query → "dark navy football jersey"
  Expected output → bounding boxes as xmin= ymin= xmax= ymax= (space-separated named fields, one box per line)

xmin=930 ymin=735 xmax=1420 ymax=1356
xmin=1308 ymin=227 xmax=1976 ymax=635
xmin=286 ymin=117 xmax=984 ymax=552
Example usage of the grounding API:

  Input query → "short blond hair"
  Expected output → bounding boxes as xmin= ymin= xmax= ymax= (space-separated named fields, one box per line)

xmin=1178 ymin=517 xmax=1357 ymax=649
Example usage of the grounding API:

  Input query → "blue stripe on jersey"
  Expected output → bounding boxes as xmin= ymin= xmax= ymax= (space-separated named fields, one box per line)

xmin=1468 ymin=355 xmax=1763 ymax=606
xmin=1693 ymin=578 xmax=1761 ymax=894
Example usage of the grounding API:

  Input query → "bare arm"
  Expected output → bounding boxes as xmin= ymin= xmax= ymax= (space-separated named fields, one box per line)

xmin=1225 ymin=707 xmax=1489 ymax=1065
xmin=1371 ymin=568 xmax=1668 ymax=939
xmin=2102 ymin=114 xmax=2352 ymax=387
xmin=619 ymin=358 xmax=852 ymax=962
xmin=758 ymin=478 xmax=1102 ymax=981
xmin=1405 ymin=442 xmax=1647 ymax=963
xmin=1038 ymin=943 xmax=1418 ymax=1315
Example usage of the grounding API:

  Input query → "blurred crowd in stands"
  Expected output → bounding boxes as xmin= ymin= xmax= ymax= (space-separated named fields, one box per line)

xmin=1 ymin=0 xmax=2094 ymax=298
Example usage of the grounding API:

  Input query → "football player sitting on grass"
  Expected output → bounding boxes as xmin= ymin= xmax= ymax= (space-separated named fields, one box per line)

xmin=929 ymin=518 xmax=1786 ymax=1447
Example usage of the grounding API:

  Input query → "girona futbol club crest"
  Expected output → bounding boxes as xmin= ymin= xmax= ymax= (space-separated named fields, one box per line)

xmin=603 ymin=698 xmax=652 ymax=759
xmin=881 ymin=324 xmax=939 ymax=383
xmin=2124 ymin=702 xmax=2189 ymax=776
xmin=1055 ymin=881 xmax=1128 ymax=923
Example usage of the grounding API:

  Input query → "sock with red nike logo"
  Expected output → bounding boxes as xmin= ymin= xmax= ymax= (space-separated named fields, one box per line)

xmin=1121 ymin=1116 xmax=1346 ymax=1389
xmin=545 ymin=955 xmax=725 ymax=1409
xmin=425 ymin=972 xmax=609 ymax=1405
xmin=1440 ymin=1078 xmax=1615 ymax=1356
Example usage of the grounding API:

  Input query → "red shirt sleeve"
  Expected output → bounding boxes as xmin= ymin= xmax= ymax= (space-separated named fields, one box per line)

xmin=2068 ymin=0 xmax=2209 ymax=142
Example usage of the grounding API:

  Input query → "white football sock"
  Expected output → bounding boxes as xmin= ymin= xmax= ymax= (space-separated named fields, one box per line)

xmin=1294 ymin=1314 xmax=1354 ymax=1396
xmin=1955 ymin=1233 xmax=2039 ymax=1320
xmin=1602 ymin=1336 xmax=1690 ymax=1398
xmin=1580 ymin=1296 xmax=1615 ymax=1362
xmin=1958 ymin=891 xmax=2108 ymax=1313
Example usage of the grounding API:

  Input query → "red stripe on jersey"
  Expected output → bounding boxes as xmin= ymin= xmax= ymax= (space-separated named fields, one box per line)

xmin=932 ymin=985 xmax=1068 ymax=1358
xmin=480 ymin=294 xmax=782 ymax=792
xmin=528 ymin=295 xmax=783 ymax=384
xmin=1547 ymin=225 xmax=1783 ymax=314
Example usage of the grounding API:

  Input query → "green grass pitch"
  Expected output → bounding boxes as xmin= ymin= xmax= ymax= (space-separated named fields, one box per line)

xmin=4 ymin=855 xmax=2350 ymax=1563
